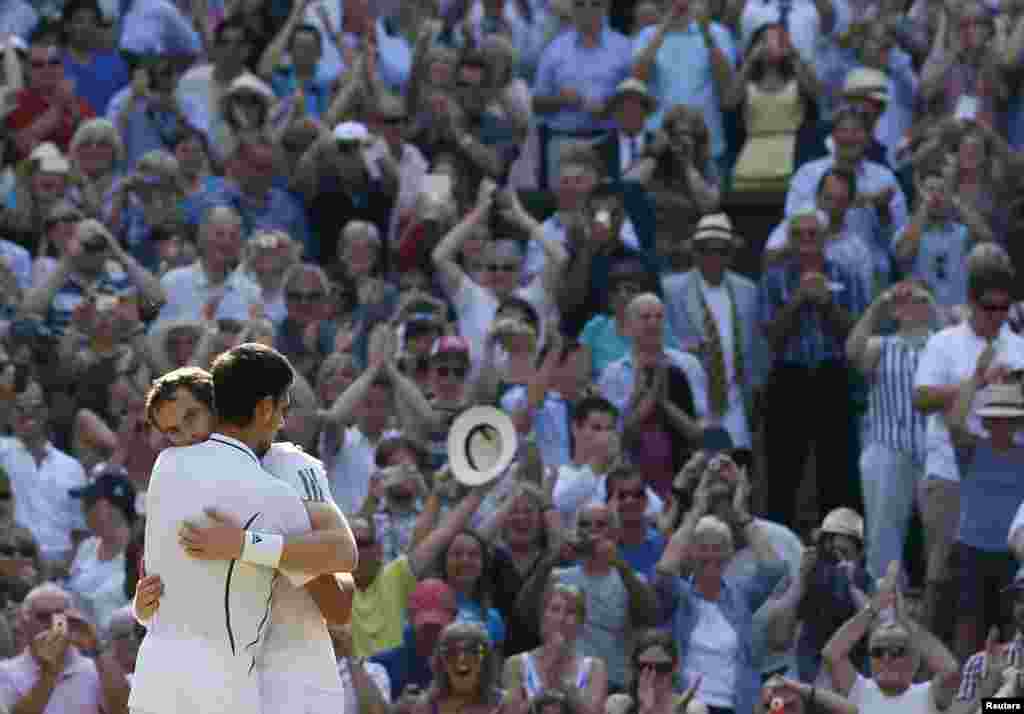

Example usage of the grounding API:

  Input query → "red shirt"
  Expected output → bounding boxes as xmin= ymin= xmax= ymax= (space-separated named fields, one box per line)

xmin=5 ymin=88 xmax=96 ymax=159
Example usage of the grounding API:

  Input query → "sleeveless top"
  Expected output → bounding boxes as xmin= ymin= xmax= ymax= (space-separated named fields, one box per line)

xmin=521 ymin=651 xmax=593 ymax=699
xmin=864 ymin=335 xmax=928 ymax=465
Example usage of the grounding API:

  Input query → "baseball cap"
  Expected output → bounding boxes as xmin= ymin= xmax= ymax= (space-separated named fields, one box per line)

xmin=430 ymin=335 xmax=470 ymax=361
xmin=70 ymin=466 xmax=137 ymax=524
xmin=408 ymin=578 xmax=457 ymax=628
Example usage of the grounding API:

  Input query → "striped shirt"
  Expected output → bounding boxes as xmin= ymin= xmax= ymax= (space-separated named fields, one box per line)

xmin=865 ymin=336 xmax=928 ymax=465
xmin=957 ymin=634 xmax=1024 ymax=701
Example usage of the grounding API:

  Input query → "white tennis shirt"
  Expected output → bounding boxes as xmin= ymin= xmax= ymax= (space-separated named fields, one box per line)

xmin=129 ymin=434 xmax=311 ymax=714
xmin=258 ymin=442 xmax=345 ymax=713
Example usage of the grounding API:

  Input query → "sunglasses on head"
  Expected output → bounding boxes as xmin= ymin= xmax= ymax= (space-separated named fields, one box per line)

xmin=869 ymin=645 xmax=909 ymax=659
xmin=636 ymin=660 xmax=674 ymax=674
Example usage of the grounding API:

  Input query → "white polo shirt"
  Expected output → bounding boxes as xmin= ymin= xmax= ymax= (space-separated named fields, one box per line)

xmin=915 ymin=323 xmax=1024 ymax=482
xmin=0 ymin=438 xmax=87 ymax=564
xmin=258 ymin=442 xmax=345 ymax=713
xmin=129 ymin=434 xmax=311 ymax=714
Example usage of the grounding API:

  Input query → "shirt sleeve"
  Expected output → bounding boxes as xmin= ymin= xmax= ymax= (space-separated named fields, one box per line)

xmin=552 ymin=467 xmax=599 ymax=523
xmin=0 ymin=665 xmax=19 ymax=711
xmin=365 ymin=662 xmax=392 ymax=703
xmin=914 ymin=335 xmax=950 ymax=389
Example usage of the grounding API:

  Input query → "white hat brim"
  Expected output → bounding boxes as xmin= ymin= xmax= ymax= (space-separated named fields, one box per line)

xmin=448 ymin=406 xmax=518 ymax=487
xmin=977 ymin=406 xmax=1024 ymax=418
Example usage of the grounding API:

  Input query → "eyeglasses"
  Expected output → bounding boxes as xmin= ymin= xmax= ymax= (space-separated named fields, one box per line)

xmin=637 ymin=661 xmax=674 ymax=674
xmin=487 ymin=263 xmax=520 ymax=273
xmin=617 ymin=488 xmax=646 ymax=500
xmin=440 ymin=642 xmax=488 ymax=660
xmin=869 ymin=645 xmax=909 ymax=660
xmin=0 ymin=543 xmax=33 ymax=558
xmin=286 ymin=290 xmax=326 ymax=303
xmin=435 ymin=366 xmax=468 ymax=378
xmin=979 ymin=300 xmax=1012 ymax=314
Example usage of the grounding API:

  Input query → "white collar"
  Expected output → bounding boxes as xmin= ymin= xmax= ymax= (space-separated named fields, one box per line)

xmin=208 ymin=433 xmax=260 ymax=465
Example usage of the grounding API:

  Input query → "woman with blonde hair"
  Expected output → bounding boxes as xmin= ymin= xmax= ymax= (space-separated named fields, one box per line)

xmin=69 ymin=118 xmax=124 ymax=215
xmin=218 ymin=229 xmax=302 ymax=327
xmin=3 ymin=143 xmax=74 ymax=244
xmin=503 ymin=582 xmax=608 ymax=714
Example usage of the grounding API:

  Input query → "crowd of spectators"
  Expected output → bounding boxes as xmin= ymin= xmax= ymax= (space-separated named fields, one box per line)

xmin=2 ymin=0 xmax=1024 ymax=711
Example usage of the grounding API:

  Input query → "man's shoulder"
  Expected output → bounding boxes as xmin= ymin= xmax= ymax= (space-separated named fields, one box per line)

xmin=160 ymin=262 xmax=201 ymax=285
xmin=662 ymin=269 xmax=697 ymax=296
xmin=726 ymin=271 xmax=757 ymax=294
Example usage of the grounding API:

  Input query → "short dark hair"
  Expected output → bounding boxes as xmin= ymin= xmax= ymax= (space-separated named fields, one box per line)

xmin=605 ymin=463 xmax=642 ymax=501
xmin=210 ymin=343 xmax=294 ymax=427
xmin=375 ymin=435 xmax=426 ymax=470
xmin=496 ymin=295 xmax=541 ymax=332
xmin=145 ymin=367 xmax=215 ymax=429
xmin=213 ymin=15 xmax=251 ymax=47
xmin=572 ymin=395 xmax=619 ymax=426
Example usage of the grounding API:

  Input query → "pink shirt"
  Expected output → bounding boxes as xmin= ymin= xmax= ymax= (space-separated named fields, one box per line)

xmin=0 ymin=648 xmax=102 ymax=714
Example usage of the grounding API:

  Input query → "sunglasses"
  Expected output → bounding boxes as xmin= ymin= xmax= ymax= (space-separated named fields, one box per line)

xmin=487 ymin=263 xmax=520 ymax=273
xmin=30 ymin=56 xmax=61 ymax=68
xmin=577 ymin=519 xmax=609 ymax=529
xmin=617 ymin=488 xmax=646 ymax=500
xmin=636 ymin=661 xmax=674 ymax=674
xmin=869 ymin=645 xmax=909 ymax=659
xmin=698 ymin=243 xmax=732 ymax=256
xmin=574 ymin=0 xmax=605 ymax=7
xmin=441 ymin=642 xmax=488 ymax=660
xmin=286 ymin=290 xmax=325 ymax=303
xmin=0 ymin=543 xmax=34 ymax=558
xmin=82 ymin=238 xmax=108 ymax=254
xmin=979 ymin=300 xmax=1012 ymax=314
xmin=435 ymin=366 xmax=468 ymax=378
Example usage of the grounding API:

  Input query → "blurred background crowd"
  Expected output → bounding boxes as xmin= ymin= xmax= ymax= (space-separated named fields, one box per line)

xmin=2 ymin=0 xmax=1024 ymax=711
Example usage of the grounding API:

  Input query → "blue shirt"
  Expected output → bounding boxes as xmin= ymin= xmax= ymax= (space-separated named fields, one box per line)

xmin=370 ymin=624 xmax=433 ymax=694
xmin=959 ymin=441 xmax=1024 ymax=552
xmin=185 ymin=177 xmax=311 ymax=252
xmin=533 ymin=26 xmax=632 ymax=133
xmin=47 ymin=268 xmax=132 ymax=334
xmin=455 ymin=593 xmax=505 ymax=650
xmin=269 ymin=67 xmax=333 ymax=118
xmin=0 ymin=0 xmax=38 ymax=39
xmin=655 ymin=563 xmax=786 ymax=714
xmin=632 ymin=22 xmax=737 ymax=159
xmin=618 ymin=527 xmax=667 ymax=582
xmin=62 ymin=50 xmax=130 ymax=115
xmin=897 ymin=220 xmax=970 ymax=309
xmin=119 ymin=0 xmax=202 ymax=56
xmin=759 ymin=257 xmax=868 ymax=367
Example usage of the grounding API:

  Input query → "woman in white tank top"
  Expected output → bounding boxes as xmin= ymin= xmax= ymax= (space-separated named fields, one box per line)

xmin=501 ymin=583 xmax=607 ymax=714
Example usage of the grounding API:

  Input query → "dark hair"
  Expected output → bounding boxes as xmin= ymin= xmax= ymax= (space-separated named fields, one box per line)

xmin=587 ymin=180 xmax=624 ymax=207
xmin=605 ymin=462 xmax=642 ymax=501
xmin=537 ymin=338 xmax=585 ymax=367
xmin=967 ymin=252 xmax=1016 ymax=302
xmin=817 ymin=168 xmax=858 ymax=199
xmin=457 ymin=48 xmax=490 ymax=75
xmin=832 ymin=105 xmax=871 ymax=133
xmin=626 ymin=630 xmax=680 ymax=713
xmin=529 ymin=689 xmax=583 ymax=714
xmin=289 ymin=23 xmax=322 ymax=50
xmin=375 ymin=435 xmax=427 ymax=470
xmin=61 ymin=0 xmax=102 ymax=37
xmin=496 ymin=296 xmax=541 ymax=332
xmin=436 ymin=529 xmax=494 ymax=610
xmin=572 ymin=395 xmax=619 ymax=426
xmin=746 ymin=23 xmax=797 ymax=83
xmin=144 ymin=366 xmax=215 ymax=429
xmin=210 ymin=343 xmax=294 ymax=427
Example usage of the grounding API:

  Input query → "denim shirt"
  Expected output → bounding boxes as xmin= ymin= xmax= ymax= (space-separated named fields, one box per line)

xmin=655 ymin=560 xmax=786 ymax=714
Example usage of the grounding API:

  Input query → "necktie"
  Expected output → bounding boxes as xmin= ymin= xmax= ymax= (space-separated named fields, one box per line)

xmin=699 ymin=288 xmax=729 ymax=418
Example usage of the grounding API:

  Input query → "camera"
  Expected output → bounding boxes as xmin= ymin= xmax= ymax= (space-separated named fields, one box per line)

xmin=82 ymin=235 xmax=108 ymax=254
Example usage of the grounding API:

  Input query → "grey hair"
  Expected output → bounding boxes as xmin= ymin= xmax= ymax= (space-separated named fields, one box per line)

xmin=199 ymin=206 xmax=242 ymax=246
xmin=787 ymin=205 xmax=828 ymax=240
xmin=693 ymin=515 xmax=735 ymax=549
xmin=341 ymin=220 xmax=382 ymax=250
xmin=625 ymin=292 xmax=662 ymax=321
xmin=136 ymin=149 xmax=183 ymax=184
xmin=70 ymin=118 xmax=125 ymax=163
xmin=21 ymin=582 xmax=70 ymax=614
xmin=575 ymin=501 xmax=622 ymax=531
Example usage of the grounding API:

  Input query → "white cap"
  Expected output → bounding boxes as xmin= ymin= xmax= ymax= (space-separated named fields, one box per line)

xmin=333 ymin=121 xmax=370 ymax=144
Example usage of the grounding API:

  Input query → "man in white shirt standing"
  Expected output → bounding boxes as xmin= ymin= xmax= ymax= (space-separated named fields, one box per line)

xmin=913 ymin=243 xmax=1024 ymax=636
xmin=129 ymin=344 xmax=357 ymax=714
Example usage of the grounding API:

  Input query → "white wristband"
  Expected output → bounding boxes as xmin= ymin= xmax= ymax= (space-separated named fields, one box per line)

xmin=241 ymin=531 xmax=283 ymax=569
